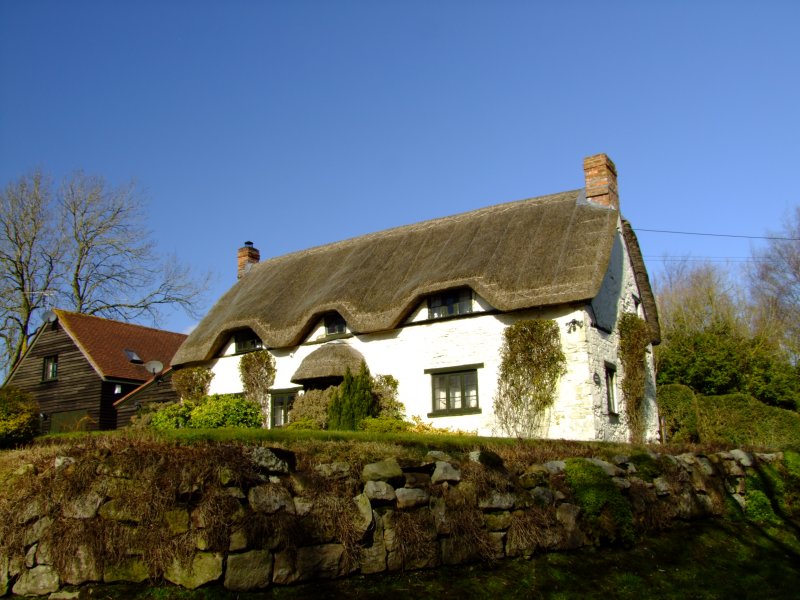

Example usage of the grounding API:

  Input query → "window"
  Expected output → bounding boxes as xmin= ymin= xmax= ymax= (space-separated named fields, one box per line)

xmin=428 ymin=288 xmax=473 ymax=319
xmin=605 ymin=364 xmax=618 ymax=415
xmin=114 ymin=384 xmax=123 ymax=395
xmin=324 ymin=314 xmax=346 ymax=336
xmin=124 ymin=349 xmax=143 ymax=364
xmin=270 ymin=392 xmax=296 ymax=428
xmin=428 ymin=367 xmax=481 ymax=416
xmin=234 ymin=330 xmax=263 ymax=354
xmin=42 ymin=355 xmax=58 ymax=381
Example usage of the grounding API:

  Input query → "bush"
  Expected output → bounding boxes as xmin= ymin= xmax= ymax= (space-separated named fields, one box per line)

xmin=657 ymin=384 xmax=700 ymax=443
xmin=359 ymin=415 xmax=413 ymax=433
xmin=171 ymin=367 xmax=214 ymax=403
xmin=0 ymin=387 xmax=39 ymax=447
xmin=698 ymin=393 xmax=800 ymax=448
xmin=149 ymin=401 xmax=194 ymax=430
xmin=289 ymin=387 xmax=336 ymax=429
xmin=188 ymin=394 xmax=262 ymax=429
xmin=327 ymin=362 xmax=378 ymax=431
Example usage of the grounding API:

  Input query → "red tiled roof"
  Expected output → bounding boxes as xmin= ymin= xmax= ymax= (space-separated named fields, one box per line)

xmin=54 ymin=309 xmax=187 ymax=382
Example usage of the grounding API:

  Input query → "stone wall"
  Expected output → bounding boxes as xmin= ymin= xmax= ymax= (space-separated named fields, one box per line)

xmin=0 ymin=445 xmax=784 ymax=597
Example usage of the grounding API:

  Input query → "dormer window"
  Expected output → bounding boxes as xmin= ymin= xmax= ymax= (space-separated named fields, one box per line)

xmin=428 ymin=288 xmax=473 ymax=320
xmin=325 ymin=314 xmax=347 ymax=336
xmin=234 ymin=330 xmax=263 ymax=354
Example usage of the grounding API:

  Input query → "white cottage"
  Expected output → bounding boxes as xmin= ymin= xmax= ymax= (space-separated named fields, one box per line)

xmin=172 ymin=154 xmax=661 ymax=441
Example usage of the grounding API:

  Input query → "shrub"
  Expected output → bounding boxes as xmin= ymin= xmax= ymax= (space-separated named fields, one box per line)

xmin=189 ymin=394 xmax=262 ymax=429
xmin=359 ymin=415 xmax=413 ymax=433
xmin=0 ymin=387 xmax=39 ymax=447
xmin=494 ymin=319 xmax=566 ymax=438
xmin=657 ymin=384 xmax=700 ymax=443
xmin=289 ymin=387 xmax=336 ymax=429
xmin=373 ymin=374 xmax=405 ymax=420
xmin=328 ymin=362 xmax=378 ymax=431
xmin=171 ymin=366 xmax=214 ymax=403
xmin=697 ymin=393 xmax=800 ymax=448
xmin=149 ymin=401 xmax=194 ymax=430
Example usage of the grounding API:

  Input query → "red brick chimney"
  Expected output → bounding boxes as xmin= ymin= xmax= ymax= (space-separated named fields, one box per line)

xmin=583 ymin=153 xmax=619 ymax=210
xmin=237 ymin=241 xmax=260 ymax=279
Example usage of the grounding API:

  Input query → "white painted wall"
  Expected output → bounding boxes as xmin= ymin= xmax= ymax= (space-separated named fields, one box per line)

xmin=204 ymin=218 xmax=659 ymax=442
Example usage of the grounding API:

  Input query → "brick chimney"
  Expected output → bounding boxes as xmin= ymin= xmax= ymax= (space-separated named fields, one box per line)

xmin=237 ymin=241 xmax=260 ymax=279
xmin=583 ymin=153 xmax=619 ymax=210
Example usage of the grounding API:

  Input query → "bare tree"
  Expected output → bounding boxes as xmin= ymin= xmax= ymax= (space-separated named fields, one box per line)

xmin=0 ymin=172 xmax=61 ymax=371
xmin=749 ymin=206 xmax=800 ymax=359
xmin=58 ymin=172 xmax=209 ymax=322
xmin=0 ymin=170 xmax=209 ymax=378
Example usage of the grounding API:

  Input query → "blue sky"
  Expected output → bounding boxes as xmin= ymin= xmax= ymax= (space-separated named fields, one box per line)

xmin=2 ymin=1 xmax=798 ymax=334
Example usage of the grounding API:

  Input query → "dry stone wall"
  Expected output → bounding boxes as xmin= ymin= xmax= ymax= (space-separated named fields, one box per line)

xmin=0 ymin=444 xmax=785 ymax=597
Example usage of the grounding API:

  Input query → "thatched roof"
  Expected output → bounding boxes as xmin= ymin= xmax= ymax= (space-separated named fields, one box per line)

xmin=174 ymin=188 xmax=658 ymax=365
xmin=290 ymin=343 xmax=365 ymax=384
xmin=621 ymin=220 xmax=661 ymax=344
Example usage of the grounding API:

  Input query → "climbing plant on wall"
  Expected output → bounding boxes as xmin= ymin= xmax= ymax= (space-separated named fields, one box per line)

xmin=495 ymin=319 xmax=566 ymax=438
xmin=171 ymin=366 xmax=214 ymax=403
xmin=618 ymin=313 xmax=652 ymax=443
xmin=239 ymin=349 xmax=276 ymax=426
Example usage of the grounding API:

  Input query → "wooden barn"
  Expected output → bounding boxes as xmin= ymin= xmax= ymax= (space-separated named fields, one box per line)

xmin=4 ymin=309 xmax=186 ymax=432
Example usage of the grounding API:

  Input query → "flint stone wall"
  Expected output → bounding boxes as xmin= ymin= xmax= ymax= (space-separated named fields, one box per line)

xmin=0 ymin=446 xmax=780 ymax=597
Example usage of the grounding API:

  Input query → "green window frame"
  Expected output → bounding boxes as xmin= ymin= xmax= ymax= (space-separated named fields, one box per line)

xmin=428 ymin=288 xmax=473 ymax=320
xmin=270 ymin=391 xmax=296 ymax=428
xmin=426 ymin=364 xmax=482 ymax=417
xmin=42 ymin=355 xmax=58 ymax=381
xmin=324 ymin=314 xmax=346 ymax=336
xmin=234 ymin=330 xmax=263 ymax=354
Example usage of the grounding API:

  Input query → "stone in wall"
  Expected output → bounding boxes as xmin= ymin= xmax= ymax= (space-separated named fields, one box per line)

xmin=273 ymin=544 xmax=348 ymax=584
xmin=103 ymin=557 xmax=149 ymax=584
xmin=224 ymin=550 xmax=272 ymax=591
xmin=11 ymin=565 xmax=59 ymax=597
xmin=164 ymin=552 xmax=223 ymax=590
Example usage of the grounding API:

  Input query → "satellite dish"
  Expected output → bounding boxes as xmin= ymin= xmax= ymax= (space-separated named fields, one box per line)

xmin=144 ymin=360 xmax=164 ymax=377
xmin=43 ymin=310 xmax=57 ymax=324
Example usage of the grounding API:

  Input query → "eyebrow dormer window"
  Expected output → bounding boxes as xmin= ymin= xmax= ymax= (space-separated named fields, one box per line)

xmin=428 ymin=288 xmax=473 ymax=320
xmin=324 ymin=314 xmax=346 ymax=336
xmin=234 ymin=330 xmax=263 ymax=354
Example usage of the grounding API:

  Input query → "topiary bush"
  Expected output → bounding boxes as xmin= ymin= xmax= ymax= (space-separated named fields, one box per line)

xmin=0 ymin=386 xmax=39 ymax=447
xmin=698 ymin=393 xmax=800 ymax=448
xmin=288 ymin=387 xmax=336 ymax=429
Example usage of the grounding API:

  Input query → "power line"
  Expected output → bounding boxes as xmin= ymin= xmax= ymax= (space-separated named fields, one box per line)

xmin=634 ymin=228 xmax=800 ymax=241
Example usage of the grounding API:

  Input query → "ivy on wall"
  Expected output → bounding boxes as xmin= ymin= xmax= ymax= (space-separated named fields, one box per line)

xmin=495 ymin=319 xmax=566 ymax=438
xmin=171 ymin=366 xmax=214 ymax=403
xmin=239 ymin=349 xmax=276 ymax=426
xmin=618 ymin=313 xmax=652 ymax=443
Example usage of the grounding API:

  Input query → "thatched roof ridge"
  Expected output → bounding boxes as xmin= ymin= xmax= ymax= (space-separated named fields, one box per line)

xmin=291 ymin=343 xmax=365 ymax=384
xmin=621 ymin=220 xmax=661 ymax=344
xmin=173 ymin=189 xmax=620 ymax=365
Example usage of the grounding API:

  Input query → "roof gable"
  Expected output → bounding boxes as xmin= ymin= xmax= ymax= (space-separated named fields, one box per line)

xmin=174 ymin=189 xmax=620 ymax=365
xmin=55 ymin=310 xmax=187 ymax=381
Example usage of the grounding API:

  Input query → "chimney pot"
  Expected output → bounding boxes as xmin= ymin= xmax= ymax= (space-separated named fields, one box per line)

xmin=583 ymin=153 xmax=619 ymax=210
xmin=237 ymin=241 xmax=260 ymax=279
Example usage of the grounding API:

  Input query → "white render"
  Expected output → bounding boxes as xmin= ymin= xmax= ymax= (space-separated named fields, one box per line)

xmin=205 ymin=219 xmax=659 ymax=443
